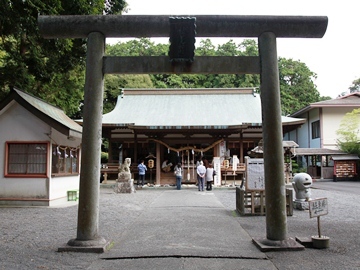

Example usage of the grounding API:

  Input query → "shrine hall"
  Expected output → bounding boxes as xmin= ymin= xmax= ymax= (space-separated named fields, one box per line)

xmin=96 ymin=87 xmax=305 ymax=185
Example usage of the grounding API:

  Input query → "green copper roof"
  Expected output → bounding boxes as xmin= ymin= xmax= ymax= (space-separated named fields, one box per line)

xmin=103 ymin=88 xmax=262 ymax=128
xmin=102 ymin=88 xmax=303 ymax=129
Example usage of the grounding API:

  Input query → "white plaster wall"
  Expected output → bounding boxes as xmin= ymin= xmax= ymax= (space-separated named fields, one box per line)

xmin=0 ymin=102 xmax=50 ymax=141
xmin=48 ymin=129 xmax=81 ymax=201
xmin=322 ymin=107 xmax=359 ymax=150
xmin=1 ymin=178 xmax=49 ymax=198
xmin=0 ymin=102 xmax=81 ymax=202
xmin=50 ymin=175 xmax=79 ymax=200
xmin=0 ymin=103 xmax=50 ymax=198
xmin=285 ymin=106 xmax=360 ymax=151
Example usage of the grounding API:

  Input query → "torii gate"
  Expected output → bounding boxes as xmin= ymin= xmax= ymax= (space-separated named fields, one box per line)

xmin=38 ymin=15 xmax=327 ymax=252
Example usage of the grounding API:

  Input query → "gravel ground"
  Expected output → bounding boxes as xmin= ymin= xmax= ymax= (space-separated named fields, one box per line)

xmin=214 ymin=186 xmax=360 ymax=270
xmin=0 ymin=189 xmax=162 ymax=270
xmin=1 ymin=185 xmax=360 ymax=270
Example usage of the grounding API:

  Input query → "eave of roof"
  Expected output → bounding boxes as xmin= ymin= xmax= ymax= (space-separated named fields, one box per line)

xmin=0 ymin=88 xmax=82 ymax=138
xmin=290 ymin=92 xmax=360 ymax=117
xmin=294 ymin=148 xmax=346 ymax=156
xmin=332 ymin=155 xmax=360 ymax=161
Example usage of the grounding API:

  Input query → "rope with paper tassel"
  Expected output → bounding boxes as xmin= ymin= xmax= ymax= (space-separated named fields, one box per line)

xmin=149 ymin=138 xmax=224 ymax=153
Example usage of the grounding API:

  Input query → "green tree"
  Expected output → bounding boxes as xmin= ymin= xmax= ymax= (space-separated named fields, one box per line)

xmin=106 ymin=38 xmax=168 ymax=56
xmin=0 ymin=0 xmax=127 ymax=116
xmin=104 ymin=38 xmax=324 ymax=116
xmin=103 ymin=74 xmax=153 ymax=113
xmin=336 ymin=108 xmax=360 ymax=156
xmin=349 ymin=77 xmax=360 ymax=93
xmin=196 ymin=39 xmax=216 ymax=56
xmin=278 ymin=58 xmax=320 ymax=115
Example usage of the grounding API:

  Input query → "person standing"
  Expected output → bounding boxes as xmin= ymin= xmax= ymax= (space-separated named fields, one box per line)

xmin=174 ymin=162 xmax=183 ymax=190
xmin=196 ymin=161 xmax=206 ymax=191
xmin=205 ymin=164 xmax=215 ymax=191
xmin=202 ymin=157 xmax=210 ymax=168
xmin=162 ymin=159 xmax=173 ymax=172
xmin=137 ymin=159 xmax=147 ymax=186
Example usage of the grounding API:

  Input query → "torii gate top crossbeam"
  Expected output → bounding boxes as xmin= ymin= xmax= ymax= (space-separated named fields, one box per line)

xmin=38 ymin=15 xmax=327 ymax=39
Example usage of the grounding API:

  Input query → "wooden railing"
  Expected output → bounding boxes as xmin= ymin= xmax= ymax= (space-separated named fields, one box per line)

xmin=100 ymin=163 xmax=119 ymax=183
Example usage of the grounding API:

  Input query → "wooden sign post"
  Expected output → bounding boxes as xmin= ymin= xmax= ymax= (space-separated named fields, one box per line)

xmin=308 ymin=198 xmax=330 ymax=248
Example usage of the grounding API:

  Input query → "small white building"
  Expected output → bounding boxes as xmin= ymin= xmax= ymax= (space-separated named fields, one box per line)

xmin=284 ymin=92 xmax=360 ymax=179
xmin=0 ymin=88 xmax=82 ymax=206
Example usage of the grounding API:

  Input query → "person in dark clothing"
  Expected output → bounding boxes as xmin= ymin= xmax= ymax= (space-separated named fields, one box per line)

xmin=206 ymin=164 xmax=215 ymax=191
xmin=137 ymin=160 xmax=147 ymax=186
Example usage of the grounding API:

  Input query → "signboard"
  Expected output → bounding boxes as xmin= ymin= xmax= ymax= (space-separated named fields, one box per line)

xmin=245 ymin=157 xmax=265 ymax=191
xmin=169 ymin=17 xmax=196 ymax=63
xmin=213 ymin=157 xmax=221 ymax=186
xmin=232 ymin=155 xmax=239 ymax=172
xmin=219 ymin=141 xmax=227 ymax=164
xmin=309 ymin=198 xmax=328 ymax=218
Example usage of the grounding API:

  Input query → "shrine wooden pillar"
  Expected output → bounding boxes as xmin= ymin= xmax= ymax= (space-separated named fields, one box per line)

xmin=156 ymin=142 xmax=161 ymax=185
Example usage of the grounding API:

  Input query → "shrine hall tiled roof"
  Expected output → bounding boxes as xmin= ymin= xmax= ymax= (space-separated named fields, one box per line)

xmin=101 ymin=88 xmax=305 ymax=129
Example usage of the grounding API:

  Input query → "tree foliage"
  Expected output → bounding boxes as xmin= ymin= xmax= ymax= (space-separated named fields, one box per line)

xmin=349 ymin=77 xmax=360 ymax=93
xmin=336 ymin=108 xmax=360 ymax=156
xmin=0 ymin=0 xmax=127 ymax=116
xmin=278 ymin=58 xmax=321 ymax=115
xmin=103 ymin=74 xmax=153 ymax=114
xmin=1 ymin=2 xmax=327 ymax=118
xmin=105 ymin=38 xmax=323 ymax=115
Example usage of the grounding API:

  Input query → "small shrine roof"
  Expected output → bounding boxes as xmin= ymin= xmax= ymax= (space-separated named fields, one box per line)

xmin=0 ymin=88 xmax=82 ymax=138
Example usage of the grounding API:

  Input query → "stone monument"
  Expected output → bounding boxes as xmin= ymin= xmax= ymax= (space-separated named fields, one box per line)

xmin=114 ymin=158 xmax=135 ymax=193
xmin=292 ymin=172 xmax=313 ymax=210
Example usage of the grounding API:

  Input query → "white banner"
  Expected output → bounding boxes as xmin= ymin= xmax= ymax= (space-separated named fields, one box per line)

xmin=213 ymin=157 xmax=221 ymax=186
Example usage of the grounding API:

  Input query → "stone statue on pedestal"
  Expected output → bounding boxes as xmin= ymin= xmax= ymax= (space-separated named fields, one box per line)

xmin=114 ymin=158 xmax=135 ymax=193
xmin=292 ymin=172 xmax=313 ymax=210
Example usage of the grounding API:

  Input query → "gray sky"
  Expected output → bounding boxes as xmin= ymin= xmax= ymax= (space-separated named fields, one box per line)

xmin=107 ymin=0 xmax=359 ymax=99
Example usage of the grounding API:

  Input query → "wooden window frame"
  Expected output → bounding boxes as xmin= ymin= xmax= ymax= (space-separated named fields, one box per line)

xmin=5 ymin=142 xmax=49 ymax=178
xmin=51 ymin=144 xmax=80 ymax=176
xmin=311 ymin=120 xmax=320 ymax=139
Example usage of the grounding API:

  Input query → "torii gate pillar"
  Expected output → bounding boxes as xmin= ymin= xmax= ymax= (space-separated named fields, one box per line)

xmin=252 ymin=32 xmax=304 ymax=251
xmin=59 ymin=32 xmax=108 ymax=252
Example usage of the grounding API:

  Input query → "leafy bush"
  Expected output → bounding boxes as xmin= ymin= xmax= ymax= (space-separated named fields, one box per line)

xmin=101 ymin=152 xmax=108 ymax=163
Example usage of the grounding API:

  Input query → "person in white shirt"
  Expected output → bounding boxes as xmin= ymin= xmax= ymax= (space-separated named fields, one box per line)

xmin=196 ymin=161 xmax=206 ymax=191
xmin=174 ymin=163 xmax=183 ymax=190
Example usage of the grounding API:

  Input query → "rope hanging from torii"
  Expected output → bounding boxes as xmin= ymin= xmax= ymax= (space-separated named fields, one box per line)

xmin=149 ymin=138 xmax=224 ymax=153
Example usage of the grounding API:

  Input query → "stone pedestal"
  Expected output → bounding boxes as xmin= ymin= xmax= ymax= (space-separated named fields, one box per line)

xmin=293 ymin=199 xmax=309 ymax=210
xmin=114 ymin=178 xmax=135 ymax=193
xmin=114 ymin=158 xmax=135 ymax=193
